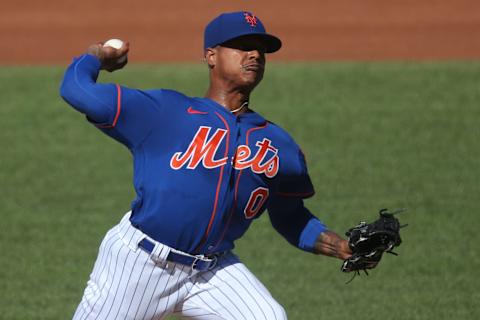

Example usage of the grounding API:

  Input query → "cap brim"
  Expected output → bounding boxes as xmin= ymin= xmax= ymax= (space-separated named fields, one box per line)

xmin=259 ymin=34 xmax=282 ymax=53
xmin=221 ymin=33 xmax=282 ymax=53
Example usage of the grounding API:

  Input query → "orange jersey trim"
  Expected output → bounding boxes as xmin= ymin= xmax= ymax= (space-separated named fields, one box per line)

xmin=97 ymin=84 xmax=122 ymax=129
xmin=210 ymin=122 xmax=268 ymax=251
xmin=194 ymin=112 xmax=231 ymax=253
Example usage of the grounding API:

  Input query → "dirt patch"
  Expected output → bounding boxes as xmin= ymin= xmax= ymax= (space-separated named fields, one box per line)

xmin=1 ymin=0 xmax=480 ymax=64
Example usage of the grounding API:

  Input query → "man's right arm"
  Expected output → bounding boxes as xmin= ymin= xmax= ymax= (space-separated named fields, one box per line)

xmin=60 ymin=54 xmax=116 ymax=123
xmin=59 ymin=42 xmax=129 ymax=123
xmin=59 ymin=42 xmax=162 ymax=148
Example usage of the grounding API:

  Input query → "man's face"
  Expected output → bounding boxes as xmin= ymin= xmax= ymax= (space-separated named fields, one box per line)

xmin=208 ymin=35 xmax=267 ymax=89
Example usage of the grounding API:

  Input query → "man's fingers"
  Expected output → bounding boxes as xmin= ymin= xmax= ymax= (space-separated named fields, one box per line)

xmin=117 ymin=57 xmax=128 ymax=69
xmin=120 ymin=41 xmax=130 ymax=54
xmin=103 ymin=42 xmax=129 ymax=58
xmin=87 ymin=40 xmax=129 ymax=72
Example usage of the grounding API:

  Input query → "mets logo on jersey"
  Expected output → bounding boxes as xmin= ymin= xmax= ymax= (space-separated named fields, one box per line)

xmin=170 ymin=126 xmax=279 ymax=178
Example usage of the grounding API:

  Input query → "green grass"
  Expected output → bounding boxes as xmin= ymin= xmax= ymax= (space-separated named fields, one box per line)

xmin=1 ymin=61 xmax=479 ymax=319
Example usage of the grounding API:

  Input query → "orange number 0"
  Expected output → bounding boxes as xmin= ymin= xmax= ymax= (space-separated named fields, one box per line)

xmin=244 ymin=187 xmax=269 ymax=219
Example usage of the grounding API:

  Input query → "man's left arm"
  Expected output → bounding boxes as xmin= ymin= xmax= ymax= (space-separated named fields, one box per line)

xmin=268 ymin=196 xmax=351 ymax=260
xmin=313 ymin=230 xmax=352 ymax=260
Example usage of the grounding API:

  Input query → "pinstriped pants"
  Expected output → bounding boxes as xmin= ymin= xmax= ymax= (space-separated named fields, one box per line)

xmin=72 ymin=212 xmax=287 ymax=320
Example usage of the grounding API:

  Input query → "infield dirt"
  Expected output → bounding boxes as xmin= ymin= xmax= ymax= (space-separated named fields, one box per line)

xmin=1 ymin=0 xmax=479 ymax=64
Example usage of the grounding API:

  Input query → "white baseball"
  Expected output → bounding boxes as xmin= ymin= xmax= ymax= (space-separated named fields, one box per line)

xmin=103 ymin=39 xmax=127 ymax=63
xmin=103 ymin=39 xmax=124 ymax=49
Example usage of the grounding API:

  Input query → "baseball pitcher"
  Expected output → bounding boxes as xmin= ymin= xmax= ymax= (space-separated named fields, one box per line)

xmin=60 ymin=11 xmax=402 ymax=320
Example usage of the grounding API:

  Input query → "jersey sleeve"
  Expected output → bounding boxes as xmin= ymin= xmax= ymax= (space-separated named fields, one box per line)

xmin=60 ymin=54 xmax=162 ymax=148
xmin=93 ymin=85 xmax=162 ymax=148
xmin=60 ymin=54 xmax=117 ymax=123
xmin=268 ymin=196 xmax=327 ymax=252
xmin=275 ymin=148 xmax=315 ymax=198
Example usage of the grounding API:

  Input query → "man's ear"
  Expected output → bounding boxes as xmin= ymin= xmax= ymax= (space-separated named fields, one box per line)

xmin=205 ymin=48 xmax=216 ymax=69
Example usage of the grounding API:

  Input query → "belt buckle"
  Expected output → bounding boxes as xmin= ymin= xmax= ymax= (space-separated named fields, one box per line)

xmin=208 ymin=255 xmax=218 ymax=270
xmin=191 ymin=257 xmax=201 ymax=272
xmin=191 ymin=255 xmax=218 ymax=272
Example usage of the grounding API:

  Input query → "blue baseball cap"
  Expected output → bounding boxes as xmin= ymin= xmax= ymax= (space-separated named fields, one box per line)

xmin=204 ymin=11 xmax=282 ymax=53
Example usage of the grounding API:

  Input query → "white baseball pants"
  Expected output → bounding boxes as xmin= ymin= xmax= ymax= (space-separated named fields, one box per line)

xmin=72 ymin=212 xmax=287 ymax=320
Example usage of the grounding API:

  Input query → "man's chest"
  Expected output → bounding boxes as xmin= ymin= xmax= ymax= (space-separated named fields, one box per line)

xmin=169 ymin=124 xmax=280 ymax=179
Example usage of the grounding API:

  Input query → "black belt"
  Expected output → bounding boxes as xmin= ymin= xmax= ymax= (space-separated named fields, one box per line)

xmin=138 ymin=238 xmax=220 ymax=272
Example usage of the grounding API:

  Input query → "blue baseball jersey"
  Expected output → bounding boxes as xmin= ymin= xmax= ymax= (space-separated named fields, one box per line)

xmin=60 ymin=54 xmax=327 ymax=255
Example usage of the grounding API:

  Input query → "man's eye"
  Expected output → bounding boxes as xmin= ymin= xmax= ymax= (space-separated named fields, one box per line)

xmin=242 ymin=45 xmax=265 ymax=53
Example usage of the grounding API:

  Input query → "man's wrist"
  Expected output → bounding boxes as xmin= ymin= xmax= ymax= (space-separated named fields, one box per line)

xmin=314 ymin=231 xmax=352 ymax=260
xmin=298 ymin=218 xmax=328 ymax=252
xmin=86 ymin=45 xmax=105 ymax=66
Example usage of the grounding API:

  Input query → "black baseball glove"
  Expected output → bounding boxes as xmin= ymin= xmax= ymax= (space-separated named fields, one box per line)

xmin=341 ymin=208 xmax=406 ymax=279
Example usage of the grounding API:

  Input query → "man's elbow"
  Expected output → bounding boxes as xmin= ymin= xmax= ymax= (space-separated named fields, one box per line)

xmin=59 ymin=78 xmax=88 ymax=111
xmin=58 ymin=78 xmax=114 ymax=123
xmin=59 ymin=79 xmax=76 ymax=105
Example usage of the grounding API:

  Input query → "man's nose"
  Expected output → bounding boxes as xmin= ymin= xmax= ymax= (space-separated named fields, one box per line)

xmin=247 ymin=49 xmax=264 ymax=61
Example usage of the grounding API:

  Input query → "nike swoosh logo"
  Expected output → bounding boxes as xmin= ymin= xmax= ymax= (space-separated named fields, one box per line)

xmin=187 ymin=106 xmax=208 ymax=115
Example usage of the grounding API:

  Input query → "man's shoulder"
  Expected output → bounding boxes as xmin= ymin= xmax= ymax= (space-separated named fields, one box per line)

xmin=265 ymin=120 xmax=300 ymax=148
xmin=122 ymin=88 xmax=197 ymax=111
xmin=140 ymin=88 xmax=191 ymax=102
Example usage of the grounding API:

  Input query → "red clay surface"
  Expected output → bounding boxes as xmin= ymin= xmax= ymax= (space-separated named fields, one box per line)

xmin=1 ymin=0 xmax=480 ymax=64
